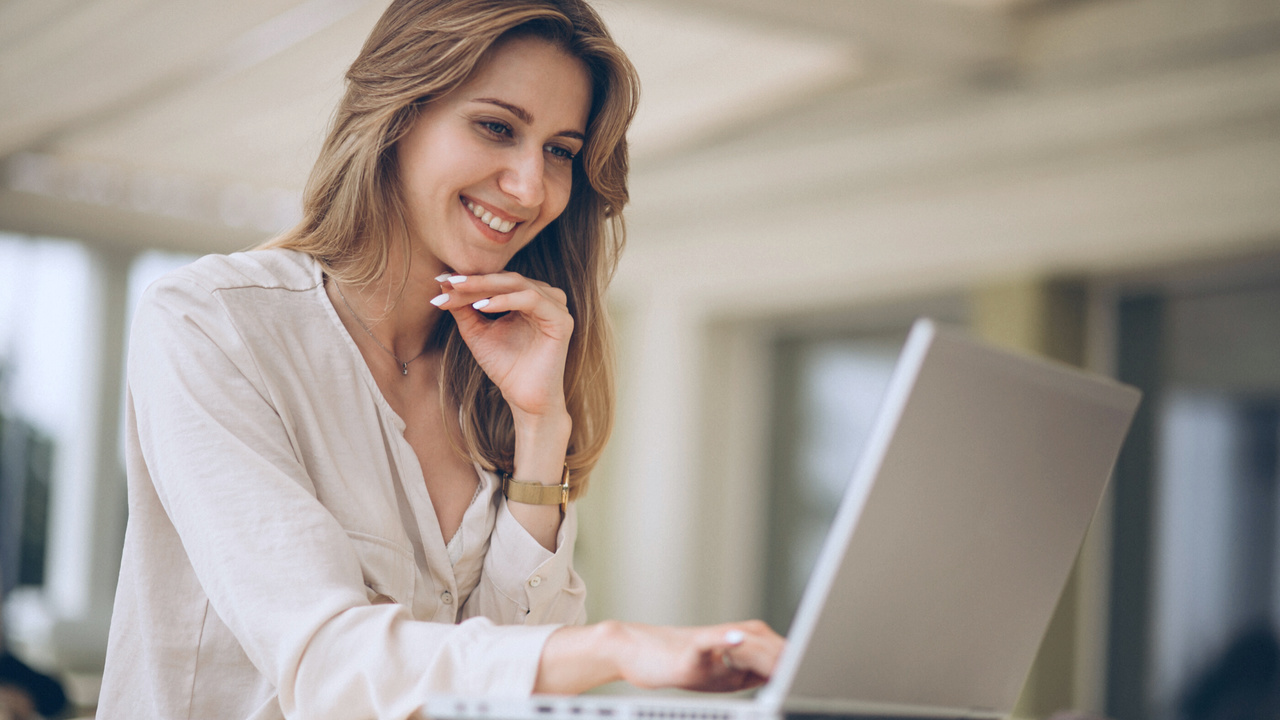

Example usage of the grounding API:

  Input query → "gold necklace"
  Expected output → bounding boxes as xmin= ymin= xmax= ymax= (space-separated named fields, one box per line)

xmin=333 ymin=281 xmax=427 ymax=376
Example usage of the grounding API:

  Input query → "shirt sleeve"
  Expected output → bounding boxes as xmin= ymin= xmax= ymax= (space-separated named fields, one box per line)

xmin=127 ymin=275 xmax=562 ymax=719
xmin=461 ymin=500 xmax=588 ymax=626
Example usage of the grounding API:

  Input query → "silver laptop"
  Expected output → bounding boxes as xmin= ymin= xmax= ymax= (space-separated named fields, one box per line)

xmin=429 ymin=318 xmax=1141 ymax=720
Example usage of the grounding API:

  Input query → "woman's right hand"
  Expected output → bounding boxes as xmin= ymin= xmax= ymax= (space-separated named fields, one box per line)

xmin=613 ymin=620 xmax=784 ymax=692
xmin=535 ymin=620 xmax=786 ymax=695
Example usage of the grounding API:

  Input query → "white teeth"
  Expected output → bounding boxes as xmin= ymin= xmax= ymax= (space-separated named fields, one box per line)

xmin=464 ymin=199 xmax=516 ymax=233
xmin=488 ymin=217 xmax=515 ymax=233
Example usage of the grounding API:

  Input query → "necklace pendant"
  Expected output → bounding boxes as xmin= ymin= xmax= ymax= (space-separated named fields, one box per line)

xmin=400 ymin=362 xmax=409 ymax=376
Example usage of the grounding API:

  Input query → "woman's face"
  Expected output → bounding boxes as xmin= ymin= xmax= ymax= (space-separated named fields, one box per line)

xmin=396 ymin=35 xmax=593 ymax=277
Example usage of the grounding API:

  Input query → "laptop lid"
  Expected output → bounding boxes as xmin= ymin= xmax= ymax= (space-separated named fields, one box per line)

xmin=759 ymin=319 xmax=1140 ymax=717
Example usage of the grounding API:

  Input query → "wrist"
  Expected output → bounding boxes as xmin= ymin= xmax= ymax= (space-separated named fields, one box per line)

xmin=536 ymin=622 xmax=626 ymax=694
xmin=593 ymin=620 xmax=630 ymax=685
xmin=512 ymin=407 xmax=572 ymax=441
xmin=512 ymin=411 xmax=572 ymax=486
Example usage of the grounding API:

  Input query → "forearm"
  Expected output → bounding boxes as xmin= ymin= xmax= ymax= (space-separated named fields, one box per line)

xmin=535 ymin=619 xmax=786 ymax=696
xmin=534 ymin=622 xmax=625 ymax=694
xmin=506 ymin=410 xmax=572 ymax=551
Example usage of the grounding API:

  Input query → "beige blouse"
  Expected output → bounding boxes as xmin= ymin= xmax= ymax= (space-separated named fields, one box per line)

xmin=99 ymin=249 xmax=586 ymax=720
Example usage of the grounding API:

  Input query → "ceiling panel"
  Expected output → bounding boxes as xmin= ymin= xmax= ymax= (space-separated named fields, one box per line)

xmin=594 ymin=1 xmax=857 ymax=158
xmin=51 ymin=0 xmax=388 ymax=190
xmin=0 ymin=0 xmax=311 ymax=156
xmin=22 ymin=0 xmax=861 ymax=193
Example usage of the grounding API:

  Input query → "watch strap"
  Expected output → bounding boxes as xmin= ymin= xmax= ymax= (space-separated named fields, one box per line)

xmin=501 ymin=465 xmax=570 ymax=510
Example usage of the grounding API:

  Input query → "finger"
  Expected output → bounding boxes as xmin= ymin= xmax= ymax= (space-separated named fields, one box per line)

xmin=717 ymin=628 xmax=744 ymax=666
xmin=713 ymin=624 xmax=785 ymax=680
xmin=689 ymin=626 xmax=738 ymax=656
xmin=463 ymin=289 xmax=573 ymax=330
xmin=429 ymin=286 xmax=567 ymax=315
xmin=439 ymin=272 xmax=566 ymax=304
xmin=731 ymin=637 xmax=786 ymax=679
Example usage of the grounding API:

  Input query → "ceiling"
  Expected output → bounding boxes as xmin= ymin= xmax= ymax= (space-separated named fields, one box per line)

xmin=2 ymin=0 xmax=1279 ymax=307
xmin=0 ymin=0 xmax=1023 ymax=241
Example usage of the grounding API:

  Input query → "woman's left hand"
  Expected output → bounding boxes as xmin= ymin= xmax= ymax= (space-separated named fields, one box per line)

xmin=432 ymin=272 xmax=573 ymax=421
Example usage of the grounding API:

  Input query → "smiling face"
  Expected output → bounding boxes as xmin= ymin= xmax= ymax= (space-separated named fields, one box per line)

xmin=395 ymin=34 xmax=593 ymax=277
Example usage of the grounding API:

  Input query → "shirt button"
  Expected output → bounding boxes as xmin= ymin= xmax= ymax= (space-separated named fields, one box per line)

xmin=529 ymin=576 xmax=542 ymax=588
xmin=441 ymin=591 xmax=453 ymax=605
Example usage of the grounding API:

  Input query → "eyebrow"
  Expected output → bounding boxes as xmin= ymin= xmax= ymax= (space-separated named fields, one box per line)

xmin=473 ymin=98 xmax=585 ymax=141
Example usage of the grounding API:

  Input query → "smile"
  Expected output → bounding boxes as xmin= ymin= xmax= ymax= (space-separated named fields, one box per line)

xmin=463 ymin=198 xmax=519 ymax=234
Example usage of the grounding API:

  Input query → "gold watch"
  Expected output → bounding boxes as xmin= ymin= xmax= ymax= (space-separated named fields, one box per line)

xmin=501 ymin=464 xmax=570 ymax=512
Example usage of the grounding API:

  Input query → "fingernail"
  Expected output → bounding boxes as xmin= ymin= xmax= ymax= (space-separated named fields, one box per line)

xmin=472 ymin=298 xmax=490 ymax=310
xmin=448 ymin=275 xmax=468 ymax=284
xmin=430 ymin=293 xmax=449 ymax=307
xmin=434 ymin=273 xmax=451 ymax=282
xmin=724 ymin=630 xmax=745 ymax=645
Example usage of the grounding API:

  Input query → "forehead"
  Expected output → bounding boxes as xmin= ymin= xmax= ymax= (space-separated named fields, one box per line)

xmin=456 ymin=35 xmax=592 ymax=131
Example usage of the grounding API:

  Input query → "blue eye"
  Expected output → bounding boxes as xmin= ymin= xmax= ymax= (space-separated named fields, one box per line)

xmin=481 ymin=120 xmax=512 ymax=137
xmin=545 ymin=144 xmax=577 ymax=162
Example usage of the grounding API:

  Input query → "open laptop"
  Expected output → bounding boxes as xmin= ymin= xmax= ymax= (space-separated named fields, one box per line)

xmin=429 ymin=318 xmax=1142 ymax=720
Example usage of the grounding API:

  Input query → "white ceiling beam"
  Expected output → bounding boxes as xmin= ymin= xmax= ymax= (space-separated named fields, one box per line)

xmin=0 ymin=0 xmax=89 ymax=49
xmin=1 ymin=151 xmax=300 ymax=237
xmin=0 ymin=187 xmax=265 ymax=256
xmin=626 ymin=44 xmax=1280 ymax=236
xmin=0 ymin=0 xmax=371 ymax=158
xmin=639 ymin=0 xmax=1018 ymax=73
xmin=1024 ymin=0 xmax=1280 ymax=80
xmin=614 ymin=127 xmax=1280 ymax=315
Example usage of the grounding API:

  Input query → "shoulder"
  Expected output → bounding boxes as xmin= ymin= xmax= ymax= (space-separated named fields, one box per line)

xmin=157 ymin=248 xmax=321 ymax=297
xmin=137 ymin=248 xmax=322 ymax=322
xmin=133 ymin=248 xmax=326 ymax=349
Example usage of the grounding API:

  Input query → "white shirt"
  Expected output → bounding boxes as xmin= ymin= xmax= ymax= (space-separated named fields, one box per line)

xmin=99 ymin=249 xmax=586 ymax=719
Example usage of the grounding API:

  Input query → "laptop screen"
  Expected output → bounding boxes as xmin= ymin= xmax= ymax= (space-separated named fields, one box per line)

xmin=762 ymin=319 xmax=1140 ymax=716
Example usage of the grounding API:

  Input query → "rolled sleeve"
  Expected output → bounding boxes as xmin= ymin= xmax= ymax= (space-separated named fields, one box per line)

xmin=468 ymin=501 xmax=587 ymax=626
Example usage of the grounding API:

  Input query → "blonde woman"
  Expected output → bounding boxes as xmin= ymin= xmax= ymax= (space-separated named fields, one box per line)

xmin=99 ymin=0 xmax=783 ymax=717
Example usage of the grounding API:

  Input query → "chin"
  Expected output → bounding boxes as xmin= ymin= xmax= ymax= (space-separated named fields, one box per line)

xmin=452 ymin=245 xmax=526 ymax=276
xmin=447 ymin=255 xmax=514 ymax=277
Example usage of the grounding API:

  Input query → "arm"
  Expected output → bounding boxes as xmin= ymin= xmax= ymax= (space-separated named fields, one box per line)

xmin=460 ymin=497 xmax=587 ymax=626
xmin=441 ymin=272 xmax=587 ymax=625
xmin=506 ymin=411 xmax=572 ymax=550
xmin=436 ymin=273 xmax=785 ymax=691
xmin=128 ymin=275 xmax=562 ymax=717
xmin=434 ymin=272 xmax=574 ymax=552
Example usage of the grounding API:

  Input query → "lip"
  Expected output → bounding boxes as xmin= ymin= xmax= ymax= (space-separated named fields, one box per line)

xmin=461 ymin=195 xmax=522 ymax=243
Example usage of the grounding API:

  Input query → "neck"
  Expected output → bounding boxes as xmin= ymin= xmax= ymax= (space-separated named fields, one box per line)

xmin=329 ymin=244 xmax=447 ymax=363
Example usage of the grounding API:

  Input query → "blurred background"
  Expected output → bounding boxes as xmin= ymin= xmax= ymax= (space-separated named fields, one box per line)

xmin=1 ymin=0 xmax=1279 ymax=717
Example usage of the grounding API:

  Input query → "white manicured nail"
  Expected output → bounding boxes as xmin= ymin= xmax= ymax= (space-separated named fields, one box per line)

xmin=724 ymin=630 xmax=745 ymax=645
xmin=430 ymin=293 xmax=449 ymax=307
xmin=472 ymin=298 xmax=491 ymax=310
xmin=448 ymin=275 xmax=468 ymax=284
xmin=434 ymin=273 xmax=451 ymax=282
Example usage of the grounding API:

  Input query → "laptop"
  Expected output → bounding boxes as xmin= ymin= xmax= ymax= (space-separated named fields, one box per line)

xmin=428 ymin=318 xmax=1142 ymax=720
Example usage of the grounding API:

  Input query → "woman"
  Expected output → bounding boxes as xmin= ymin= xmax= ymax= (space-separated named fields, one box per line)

xmin=99 ymin=0 xmax=783 ymax=717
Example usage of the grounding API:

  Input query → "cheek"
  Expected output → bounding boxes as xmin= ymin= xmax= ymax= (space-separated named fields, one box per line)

xmin=541 ymin=171 xmax=576 ymax=223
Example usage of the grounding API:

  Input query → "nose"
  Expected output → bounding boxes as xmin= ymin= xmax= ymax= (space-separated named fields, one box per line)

xmin=498 ymin=146 xmax=545 ymax=210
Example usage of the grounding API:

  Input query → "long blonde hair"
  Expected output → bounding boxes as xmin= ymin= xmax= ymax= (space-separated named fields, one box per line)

xmin=266 ymin=0 xmax=639 ymax=498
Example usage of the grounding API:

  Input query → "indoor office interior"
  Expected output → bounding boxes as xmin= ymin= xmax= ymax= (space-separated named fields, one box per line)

xmin=1 ymin=0 xmax=1279 ymax=717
